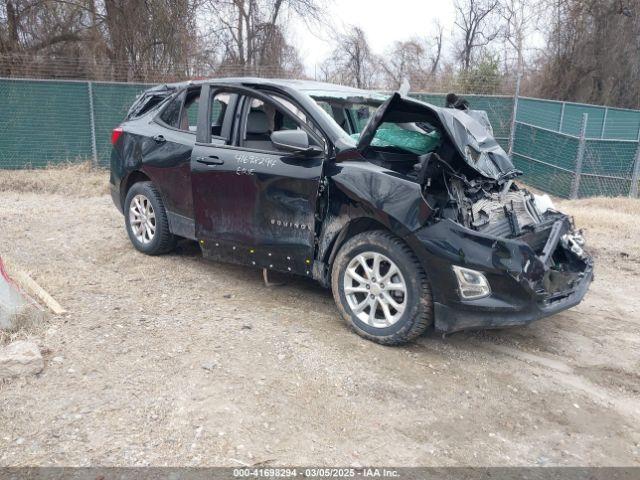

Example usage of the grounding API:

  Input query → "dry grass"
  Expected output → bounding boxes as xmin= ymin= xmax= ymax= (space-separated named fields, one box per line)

xmin=0 ymin=308 xmax=46 ymax=346
xmin=558 ymin=196 xmax=640 ymax=263
xmin=0 ymin=162 xmax=109 ymax=197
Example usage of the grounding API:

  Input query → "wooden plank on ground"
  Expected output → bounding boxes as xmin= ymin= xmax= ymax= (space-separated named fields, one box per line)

xmin=13 ymin=272 xmax=66 ymax=315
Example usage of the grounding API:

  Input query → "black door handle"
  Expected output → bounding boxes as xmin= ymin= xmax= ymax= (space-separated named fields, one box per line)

xmin=152 ymin=135 xmax=166 ymax=143
xmin=196 ymin=155 xmax=224 ymax=166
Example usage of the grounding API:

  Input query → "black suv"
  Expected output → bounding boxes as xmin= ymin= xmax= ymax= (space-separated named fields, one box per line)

xmin=109 ymin=78 xmax=593 ymax=345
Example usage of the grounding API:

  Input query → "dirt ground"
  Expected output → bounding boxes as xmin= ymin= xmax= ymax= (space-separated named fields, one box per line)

xmin=1 ymin=164 xmax=639 ymax=466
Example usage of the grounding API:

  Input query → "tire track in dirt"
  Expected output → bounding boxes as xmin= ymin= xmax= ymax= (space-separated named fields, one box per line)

xmin=469 ymin=341 xmax=640 ymax=423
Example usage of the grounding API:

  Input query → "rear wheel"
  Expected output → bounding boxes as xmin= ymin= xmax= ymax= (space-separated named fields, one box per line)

xmin=124 ymin=181 xmax=176 ymax=255
xmin=331 ymin=230 xmax=433 ymax=345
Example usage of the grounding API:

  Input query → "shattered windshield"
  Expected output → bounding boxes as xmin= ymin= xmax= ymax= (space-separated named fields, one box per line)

xmin=309 ymin=95 xmax=382 ymax=140
xmin=351 ymin=122 xmax=441 ymax=155
xmin=311 ymin=97 xmax=441 ymax=155
xmin=346 ymin=104 xmax=376 ymax=132
xmin=310 ymin=90 xmax=516 ymax=180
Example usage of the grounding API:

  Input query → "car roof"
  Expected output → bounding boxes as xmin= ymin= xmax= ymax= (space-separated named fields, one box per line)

xmin=161 ymin=77 xmax=387 ymax=100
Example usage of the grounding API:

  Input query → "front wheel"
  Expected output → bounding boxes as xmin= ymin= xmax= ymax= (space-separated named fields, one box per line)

xmin=331 ymin=230 xmax=433 ymax=345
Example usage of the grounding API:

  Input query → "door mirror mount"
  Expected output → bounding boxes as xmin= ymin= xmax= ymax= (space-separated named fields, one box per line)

xmin=303 ymin=145 xmax=324 ymax=156
xmin=271 ymin=130 xmax=321 ymax=156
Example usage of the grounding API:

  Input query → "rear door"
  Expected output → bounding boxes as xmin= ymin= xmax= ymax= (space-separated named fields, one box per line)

xmin=191 ymin=84 xmax=326 ymax=275
xmin=144 ymin=87 xmax=201 ymax=236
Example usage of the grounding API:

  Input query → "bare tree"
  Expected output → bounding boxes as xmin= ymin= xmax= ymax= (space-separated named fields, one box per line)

xmin=500 ymin=0 xmax=539 ymax=73
xmin=429 ymin=20 xmax=444 ymax=76
xmin=0 ymin=0 xmax=201 ymax=81
xmin=379 ymin=35 xmax=442 ymax=90
xmin=202 ymin=0 xmax=323 ymax=76
xmin=380 ymin=39 xmax=428 ymax=90
xmin=454 ymin=0 xmax=501 ymax=70
xmin=319 ymin=26 xmax=378 ymax=88
xmin=532 ymin=0 xmax=640 ymax=108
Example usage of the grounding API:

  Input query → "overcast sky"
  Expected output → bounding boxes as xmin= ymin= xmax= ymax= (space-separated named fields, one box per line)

xmin=290 ymin=0 xmax=458 ymax=76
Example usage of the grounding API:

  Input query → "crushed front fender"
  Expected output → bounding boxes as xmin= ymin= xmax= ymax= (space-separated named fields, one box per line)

xmin=405 ymin=217 xmax=594 ymax=333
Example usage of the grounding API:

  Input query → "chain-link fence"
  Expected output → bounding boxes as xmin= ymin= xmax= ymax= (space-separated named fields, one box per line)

xmin=1 ymin=75 xmax=639 ymax=198
xmin=0 ymin=78 xmax=151 ymax=168
xmin=509 ymin=78 xmax=640 ymax=198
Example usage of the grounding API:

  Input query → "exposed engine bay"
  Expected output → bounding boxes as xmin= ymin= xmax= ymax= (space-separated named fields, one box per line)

xmin=445 ymin=177 xmax=540 ymax=238
xmin=345 ymin=94 xmax=586 ymax=255
xmin=356 ymin=116 xmax=590 ymax=298
xmin=408 ymin=149 xmax=591 ymax=298
xmin=411 ymin=150 xmax=586 ymax=254
xmin=325 ymin=89 xmax=590 ymax=299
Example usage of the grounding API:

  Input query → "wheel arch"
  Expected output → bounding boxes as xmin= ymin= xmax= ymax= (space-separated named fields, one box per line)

xmin=121 ymin=170 xmax=151 ymax=208
xmin=315 ymin=216 xmax=393 ymax=287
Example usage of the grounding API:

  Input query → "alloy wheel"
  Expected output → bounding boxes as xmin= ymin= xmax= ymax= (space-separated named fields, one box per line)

xmin=129 ymin=194 xmax=156 ymax=244
xmin=343 ymin=251 xmax=408 ymax=328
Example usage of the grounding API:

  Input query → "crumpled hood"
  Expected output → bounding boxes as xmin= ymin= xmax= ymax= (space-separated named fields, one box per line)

xmin=356 ymin=92 xmax=517 ymax=181
xmin=439 ymin=107 xmax=516 ymax=180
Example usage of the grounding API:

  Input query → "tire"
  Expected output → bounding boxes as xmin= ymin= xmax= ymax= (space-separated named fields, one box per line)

xmin=124 ymin=181 xmax=176 ymax=255
xmin=331 ymin=230 xmax=433 ymax=345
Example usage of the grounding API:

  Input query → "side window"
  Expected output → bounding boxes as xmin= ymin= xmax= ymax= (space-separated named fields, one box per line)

xmin=180 ymin=89 xmax=200 ymax=132
xmin=158 ymin=88 xmax=200 ymax=133
xmin=210 ymin=92 xmax=231 ymax=139
xmin=241 ymin=96 xmax=321 ymax=152
xmin=270 ymin=93 xmax=324 ymax=140
xmin=159 ymin=93 xmax=184 ymax=128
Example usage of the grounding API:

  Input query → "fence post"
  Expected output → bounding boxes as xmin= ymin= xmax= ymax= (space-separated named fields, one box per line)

xmin=87 ymin=81 xmax=98 ymax=166
xmin=507 ymin=73 xmax=521 ymax=158
xmin=630 ymin=141 xmax=640 ymax=198
xmin=601 ymin=107 xmax=608 ymax=139
xmin=570 ymin=113 xmax=588 ymax=199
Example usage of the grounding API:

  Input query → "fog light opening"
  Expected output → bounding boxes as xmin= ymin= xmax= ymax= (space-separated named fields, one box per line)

xmin=452 ymin=266 xmax=491 ymax=300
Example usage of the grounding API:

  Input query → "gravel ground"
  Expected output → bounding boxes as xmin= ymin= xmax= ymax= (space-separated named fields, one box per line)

xmin=0 ymin=168 xmax=639 ymax=466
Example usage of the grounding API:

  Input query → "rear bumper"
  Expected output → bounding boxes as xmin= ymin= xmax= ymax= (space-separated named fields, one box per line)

xmin=110 ymin=182 xmax=123 ymax=213
xmin=406 ymin=217 xmax=594 ymax=333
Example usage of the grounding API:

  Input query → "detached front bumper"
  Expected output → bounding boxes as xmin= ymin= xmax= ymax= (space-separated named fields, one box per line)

xmin=406 ymin=217 xmax=594 ymax=333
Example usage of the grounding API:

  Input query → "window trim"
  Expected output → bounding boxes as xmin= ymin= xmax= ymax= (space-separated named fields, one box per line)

xmin=237 ymin=94 xmax=325 ymax=154
xmin=154 ymin=86 xmax=201 ymax=135
xmin=204 ymin=89 xmax=238 ymax=145
xmin=258 ymin=88 xmax=330 ymax=143
xmin=196 ymin=83 xmax=329 ymax=156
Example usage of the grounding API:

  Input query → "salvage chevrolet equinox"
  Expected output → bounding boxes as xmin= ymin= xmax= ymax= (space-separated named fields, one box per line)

xmin=109 ymin=78 xmax=593 ymax=345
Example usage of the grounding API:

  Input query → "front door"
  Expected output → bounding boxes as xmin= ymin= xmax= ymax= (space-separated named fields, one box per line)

xmin=191 ymin=85 xmax=326 ymax=276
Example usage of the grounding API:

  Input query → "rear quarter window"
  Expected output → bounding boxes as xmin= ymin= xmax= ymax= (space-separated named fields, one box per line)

xmin=159 ymin=93 xmax=184 ymax=128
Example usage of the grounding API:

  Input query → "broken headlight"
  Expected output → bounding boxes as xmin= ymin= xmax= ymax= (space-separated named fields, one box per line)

xmin=452 ymin=266 xmax=491 ymax=300
xmin=561 ymin=232 xmax=586 ymax=260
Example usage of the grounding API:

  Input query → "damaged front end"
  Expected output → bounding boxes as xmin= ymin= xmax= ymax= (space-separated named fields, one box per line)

xmin=353 ymin=92 xmax=594 ymax=332
xmin=409 ymin=200 xmax=594 ymax=332
xmin=421 ymin=173 xmax=593 ymax=325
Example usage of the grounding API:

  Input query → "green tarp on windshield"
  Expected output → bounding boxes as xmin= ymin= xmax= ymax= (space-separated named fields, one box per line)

xmin=351 ymin=128 xmax=441 ymax=155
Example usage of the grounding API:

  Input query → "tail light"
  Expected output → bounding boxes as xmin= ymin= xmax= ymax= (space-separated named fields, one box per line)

xmin=111 ymin=127 xmax=124 ymax=145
